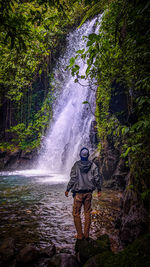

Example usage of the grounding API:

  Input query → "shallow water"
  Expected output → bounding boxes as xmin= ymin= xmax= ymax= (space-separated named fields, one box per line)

xmin=0 ymin=170 xmax=122 ymax=253
xmin=0 ymin=170 xmax=76 ymax=253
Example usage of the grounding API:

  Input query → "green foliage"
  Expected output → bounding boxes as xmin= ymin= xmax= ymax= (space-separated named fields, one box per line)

xmin=0 ymin=0 xmax=86 ymax=152
xmin=69 ymin=0 xmax=150 ymax=201
xmin=5 ymin=93 xmax=52 ymax=150
xmin=92 ymin=234 xmax=150 ymax=267
xmin=78 ymin=0 xmax=111 ymax=28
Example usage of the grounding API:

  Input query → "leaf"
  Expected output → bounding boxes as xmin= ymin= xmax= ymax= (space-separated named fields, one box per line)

xmin=122 ymin=127 xmax=129 ymax=135
xmin=88 ymin=33 xmax=98 ymax=41
xmin=76 ymin=49 xmax=85 ymax=54
xmin=86 ymin=65 xmax=91 ymax=75
xmin=82 ymin=101 xmax=89 ymax=104
xmin=122 ymin=147 xmax=131 ymax=158
xmin=39 ymin=69 xmax=42 ymax=75
xmin=69 ymin=57 xmax=75 ymax=67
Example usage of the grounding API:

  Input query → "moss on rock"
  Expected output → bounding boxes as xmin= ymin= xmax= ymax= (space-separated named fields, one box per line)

xmin=84 ymin=234 xmax=150 ymax=267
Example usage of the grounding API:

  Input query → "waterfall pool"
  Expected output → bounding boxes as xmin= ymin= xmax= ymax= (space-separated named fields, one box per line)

xmin=0 ymin=170 xmax=122 ymax=253
xmin=0 ymin=170 xmax=76 ymax=253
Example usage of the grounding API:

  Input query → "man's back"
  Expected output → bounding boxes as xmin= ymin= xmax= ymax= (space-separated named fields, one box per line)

xmin=65 ymin=147 xmax=101 ymax=240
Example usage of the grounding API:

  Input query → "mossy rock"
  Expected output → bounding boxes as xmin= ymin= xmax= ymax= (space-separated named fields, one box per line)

xmin=83 ymin=251 xmax=114 ymax=267
xmin=84 ymin=234 xmax=150 ymax=267
xmin=75 ymin=235 xmax=111 ymax=264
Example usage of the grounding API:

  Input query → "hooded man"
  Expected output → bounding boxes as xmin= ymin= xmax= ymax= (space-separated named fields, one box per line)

xmin=65 ymin=147 xmax=101 ymax=240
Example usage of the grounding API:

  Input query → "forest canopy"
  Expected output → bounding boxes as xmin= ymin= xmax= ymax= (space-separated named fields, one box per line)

xmin=0 ymin=0 xmax=90 ymax=150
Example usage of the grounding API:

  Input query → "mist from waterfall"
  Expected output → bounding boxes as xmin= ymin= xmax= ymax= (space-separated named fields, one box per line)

xmin=37 ymin=16 xmax=101 ymax=173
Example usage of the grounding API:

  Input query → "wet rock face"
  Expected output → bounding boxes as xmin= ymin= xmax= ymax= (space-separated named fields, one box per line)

xmin=109 ymin=81 xmax=128 ymax=124
xmin=91 ymin=143 xmax=129 ymax=191
xmin=118 ymin=184 xmax=149 ymax=246
xmin=0 ymin=149 xmax=38 ymax=170
xmin=100 ymin=148 xmax=120 ymax=181
xmin=91 ymin=145 xmax=148 ymax=247
xmin=112 ymin=158 xmax=129 ymax=190
xmin=89 ymin=120 xmax=99 ymax=148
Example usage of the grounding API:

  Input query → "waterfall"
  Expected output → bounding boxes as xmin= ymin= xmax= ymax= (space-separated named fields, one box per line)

xmin=38 ymin=16 xmax=101 ymax=173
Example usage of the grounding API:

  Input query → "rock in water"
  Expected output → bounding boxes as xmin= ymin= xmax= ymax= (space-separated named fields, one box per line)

xmin=39 ymin=244 xmax=56 ymax=258
xmin=0 ymin=238 xmax=15 ymax=264
xmin=48 ymin=253 xmax=79 ymax=267
xmin=75 ymin=235 xmax=111 ymax=264
xmin=16 ymin=244 xmax=40 ymax=265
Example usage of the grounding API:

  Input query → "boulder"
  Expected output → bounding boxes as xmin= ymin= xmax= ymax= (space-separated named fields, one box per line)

xmin=84 ymin=235 xmax=150 ymax=267
xmin=16 ymin=244 xmax=40 ymax=266
xmin=83 ymin=251 xmax=114 ymax=267
xmin=75 ymin=235 xmax=111 ymax=264
xmin=0 ymin=238 xmax=15 ymax=264
xmin=39 ymin=244 xmax=56 ymax=258
xmin=48 ymin=253 xmax=79 ymax=267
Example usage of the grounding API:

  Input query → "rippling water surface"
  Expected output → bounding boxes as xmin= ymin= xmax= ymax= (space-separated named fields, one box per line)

xmin=0 ymin=170 xmax=76 ymax=253
xmin=0 ymin=170 xmax=122 ymax=253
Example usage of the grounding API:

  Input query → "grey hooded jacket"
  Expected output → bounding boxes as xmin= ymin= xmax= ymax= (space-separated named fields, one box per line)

xmin=66 ymin=160 xmax=101 ymax=193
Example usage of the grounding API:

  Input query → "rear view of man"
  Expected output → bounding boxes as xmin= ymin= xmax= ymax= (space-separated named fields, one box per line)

xmin=65 ymin=147 xmax=101 ymax=240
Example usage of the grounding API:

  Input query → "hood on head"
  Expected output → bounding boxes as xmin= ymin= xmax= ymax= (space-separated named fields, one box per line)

xmin=77 ymin=160 xmax=92 ymax=173
xmin=80 ymin=148 xmax=89 ymax=159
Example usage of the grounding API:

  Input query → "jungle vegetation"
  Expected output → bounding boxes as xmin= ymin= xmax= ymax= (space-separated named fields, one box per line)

xmin=0 ymin=0 xmax=149 ymax=201
xmin=0 ymin=0 xmax=89 ymax=151
xmin=69 ymin=0 xmax=150 ymax=205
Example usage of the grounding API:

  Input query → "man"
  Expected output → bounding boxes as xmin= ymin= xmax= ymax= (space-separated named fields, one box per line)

xmin=65 ymin=147 xmax=101 ymax=240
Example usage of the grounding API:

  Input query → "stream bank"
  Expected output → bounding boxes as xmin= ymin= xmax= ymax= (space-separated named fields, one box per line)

xmin=0 ymin=184 xmax=150 ymax=267
xmin=0 ymin=174 xmax=123 ymax=267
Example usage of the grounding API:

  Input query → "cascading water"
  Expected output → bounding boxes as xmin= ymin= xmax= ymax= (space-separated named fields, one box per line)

xmin=0 ymin=16 xmax=106 ymax=254
xmin=38 ymin=17 xmax=101 ymax=173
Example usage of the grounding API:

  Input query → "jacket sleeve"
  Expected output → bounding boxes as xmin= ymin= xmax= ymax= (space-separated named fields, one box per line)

xmin=66 ymin=163 xmax=78 ymax=192
xmin=93 ymin=164 xmax=102 ymax=191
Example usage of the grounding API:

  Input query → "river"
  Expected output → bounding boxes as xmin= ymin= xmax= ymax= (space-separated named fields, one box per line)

xmin=0 ymin=170 xmax=122 ymax=253
xmin=0 ymin=170 xmax=76 ymax=253
xmin=0 ymin=15 xmax=122 ymax=254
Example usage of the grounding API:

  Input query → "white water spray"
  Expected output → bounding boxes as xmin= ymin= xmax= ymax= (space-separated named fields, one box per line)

xmin=37 ymin=17 xmax=101 ymax=173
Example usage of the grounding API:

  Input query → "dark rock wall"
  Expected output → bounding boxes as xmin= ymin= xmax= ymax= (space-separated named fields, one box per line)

xmin=90 ymin=80 xmax=149 ymax=247
xmin=91 ymin=143 xmax=149 ymax=247
xmin=90 ymin=140 xmax=129 ymax=192
xmin=0 ymin=149 xmax=38 ymax=170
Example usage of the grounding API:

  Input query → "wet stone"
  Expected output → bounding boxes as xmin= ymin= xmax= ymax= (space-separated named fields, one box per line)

xmin=48 ymin=253 xmax=79 ymax=267
xmin=83 ymin=251 xmax=114 ymax=267
xmin=0 ymin=237 xmax=15 ymax=263
xmin=16 ymin=244 xmax=40 ymax=265
xmin=75 ymin=236 xmax=111 ymax=265
xmin=39 ymin=244 xmax=56 ymax=258
xmin=34 ymin=257 xmax=56 ymax=267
